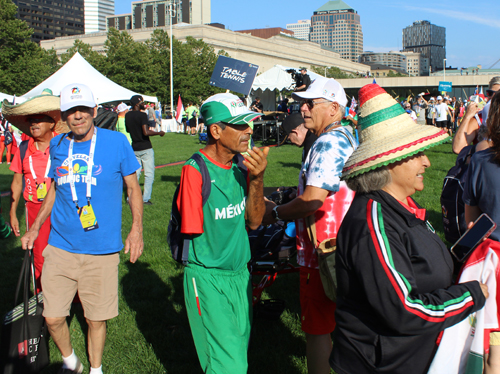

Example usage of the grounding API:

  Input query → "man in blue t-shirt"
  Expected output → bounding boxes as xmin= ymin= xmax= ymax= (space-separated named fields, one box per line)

xmin=21 ymin=84 xmax=143 ymax=374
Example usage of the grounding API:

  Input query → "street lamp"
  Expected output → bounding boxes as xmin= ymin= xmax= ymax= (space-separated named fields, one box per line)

xmin=443 ymin=58 xmax=447 ymax=81
xmin=168 ymin=2 xmax=176 ymax=119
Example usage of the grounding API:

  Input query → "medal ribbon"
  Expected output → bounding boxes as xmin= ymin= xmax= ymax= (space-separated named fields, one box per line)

xmin=68 ymin=127 xmax=97 ymax=209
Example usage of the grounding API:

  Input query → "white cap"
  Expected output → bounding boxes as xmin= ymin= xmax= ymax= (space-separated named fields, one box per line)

xmin=436 ymin=95 xmax=443 ymax=100
xmin=60 ymin=83 xmax=96 ymax=112
xmin=116 ymin=103 xmax=129 ymax=113
xmin=292 ymin=77 xmax=348 ymax=107
xmin=430 ymin=97 xmax=435 ymax=101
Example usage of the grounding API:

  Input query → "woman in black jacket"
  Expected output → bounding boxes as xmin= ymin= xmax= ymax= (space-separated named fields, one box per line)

xmin=330 ymin=84 xmax=488 ymax=374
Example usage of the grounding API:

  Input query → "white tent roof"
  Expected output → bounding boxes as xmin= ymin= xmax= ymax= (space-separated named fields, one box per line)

xmin=251 ymin=65 xmax=324 ymax=92
xmin=22 ymin=52 xmax=157 ymax=103
xmin=0 ymin=92 xmax=14 ymax=103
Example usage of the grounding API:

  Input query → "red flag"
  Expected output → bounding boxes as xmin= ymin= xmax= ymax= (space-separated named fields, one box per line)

xmin=175 ymin=95 xmax=184 ymax=123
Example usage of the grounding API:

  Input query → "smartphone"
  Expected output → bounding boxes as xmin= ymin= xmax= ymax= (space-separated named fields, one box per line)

xmin=451 ymin=213 xmax=497 ymax=262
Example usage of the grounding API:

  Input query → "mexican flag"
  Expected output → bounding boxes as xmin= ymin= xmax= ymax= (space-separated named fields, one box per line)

xmin=175 ymin=95 xmax=184 ymax=123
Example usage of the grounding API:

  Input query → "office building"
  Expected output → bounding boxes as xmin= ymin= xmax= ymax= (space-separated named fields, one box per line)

xmin=359 ymin=51 xmax=429 ymax=76
xmin=107 ymin=0 xmax=210 ymax=31
xmin=13 ymin=0 xmax=84 ymax=42
xmin=402 ymin=20 xmax=445 ymax=73
xmin=85 ymin=0 xmax=114 ymax=33
xmin=310 ymin=0 xmax=363 ymax=62
xmin=286 ymin=19 xmax=311 ymax=41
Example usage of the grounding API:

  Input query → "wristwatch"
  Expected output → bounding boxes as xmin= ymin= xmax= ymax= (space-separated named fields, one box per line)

xmin=272 ymin=205 xmax=281 ymax=221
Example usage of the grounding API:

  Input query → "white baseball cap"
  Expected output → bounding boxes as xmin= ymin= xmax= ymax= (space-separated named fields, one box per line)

xmin=430 ymin=97 xmax=435 ymax=101
xmin=292 ymin=77 xmax=348 ymax=107
xmin=60 ymin=83 xmax=96 ymax=112
xmin=116 ymin=103 xmax=129 ymax=113
xmin=436 ymin=95 xmax=443 ymax=100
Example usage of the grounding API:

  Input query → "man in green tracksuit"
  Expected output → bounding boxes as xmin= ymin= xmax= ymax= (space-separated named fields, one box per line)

xmin=175 ymin=93 xmax=269 ymax=373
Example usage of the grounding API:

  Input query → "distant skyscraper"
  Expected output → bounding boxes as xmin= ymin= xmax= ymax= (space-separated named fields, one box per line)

xmin=85 ymin=0 xmax=114 ymax=33
xmin=402 ymin=20 xmax=445 ymax=73
xmin=13 ymin=0 xmax=84 ymax=42
xmin=309 ymin=0 xmax=363 ymax=62
xmin=107 ymin=0 xmax=210 ymax=31
xmin=286 ymin=19 xmax=311 ymax=41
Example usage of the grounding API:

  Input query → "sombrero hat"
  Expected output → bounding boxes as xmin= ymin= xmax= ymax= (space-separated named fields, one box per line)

xmin=342 ymin=84 xmax=449 ymax=179
xmin=1 ymin=89 xmax=68 ymax=135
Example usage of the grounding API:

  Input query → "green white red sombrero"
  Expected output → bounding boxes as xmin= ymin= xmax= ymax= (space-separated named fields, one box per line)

xmin=342 ymin=84 xmax=449 ymax=179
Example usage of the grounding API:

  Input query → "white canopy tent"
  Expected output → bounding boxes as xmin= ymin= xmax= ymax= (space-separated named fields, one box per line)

xmin=22 ymin=52 xmax=157 ymax=104
xmin=0 ymin=92 xmax=27 ymax=105
xmin=250 ymin=65 xmax=324 ymax=111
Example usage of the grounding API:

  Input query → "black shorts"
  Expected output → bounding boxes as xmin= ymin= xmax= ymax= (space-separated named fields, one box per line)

xmin=426 ymin=118 xmax=434 ymax=126
xmin=446 ymin=121 xmax=453 ymax=129
xmin=436 ymin=120 xmax=447 ymax=128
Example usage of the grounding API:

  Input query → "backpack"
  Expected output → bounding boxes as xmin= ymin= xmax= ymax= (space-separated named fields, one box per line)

xmin=94 ymin=107 xmax=118 ymax=131
xmin=167 ymin=153 xmax=247 ymax=264
xmin=441 ymin=145 xmax=476 ymax=243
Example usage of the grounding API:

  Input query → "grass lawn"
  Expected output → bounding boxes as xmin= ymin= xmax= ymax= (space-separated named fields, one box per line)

xmin=0 ymin=133 xmax=456 ymax=374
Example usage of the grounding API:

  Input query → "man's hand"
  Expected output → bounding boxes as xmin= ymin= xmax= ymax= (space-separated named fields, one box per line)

xmin=10 ymin=215 xmax=20 ymax=237
xmin=21 ymin=229 xmax=39 ymax=250
xmin=262 ymin=200 xmax=277 ymax=226
xmin=464 ymin=102 xmax=481 ymax=119
xmin=159 ymin=131 xmax=165 ymax=137
xmin=124 ymin=226 xmax=143 ymax=263
xmin=242 ymin=147 xmax=269 ymax=180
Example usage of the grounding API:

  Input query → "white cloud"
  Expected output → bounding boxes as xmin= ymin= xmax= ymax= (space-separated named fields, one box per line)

xmin=404 ymin=6 xmax=500 ymax=29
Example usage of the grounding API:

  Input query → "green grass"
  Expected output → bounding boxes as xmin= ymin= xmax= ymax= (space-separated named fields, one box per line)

xmin=0 ymin=134 xmax=456 ymax=373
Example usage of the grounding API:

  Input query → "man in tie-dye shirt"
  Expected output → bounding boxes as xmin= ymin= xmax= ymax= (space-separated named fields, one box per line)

xmin=264 ymin=77 xmax=357 ymax=374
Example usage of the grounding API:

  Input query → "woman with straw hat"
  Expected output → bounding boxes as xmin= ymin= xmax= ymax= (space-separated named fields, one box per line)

xmin=330 ymin=84 xmax=488 ymax=374
xmin=2 ymin=89 xmax=67 ymax=291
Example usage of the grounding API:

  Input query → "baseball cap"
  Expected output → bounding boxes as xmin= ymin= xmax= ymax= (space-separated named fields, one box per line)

xmin=117 ymin=103 xmax=129 ymax=113
xmin=282 ymin=113 xmax=304 ymax=135
xmin=200 ymin=93 xmax=261 ymax=126
xmin=437 ymin=95 xmax=443 ymax=100
xmin=292 ymin=77 xmax=348 ymax=107
xmin=430 ymin=97 xmax=435 ymax=101
xmin=130 ymin=95 xmax=143 ymax=106
xmin=60 ymin=83 xmax=96 ymax=112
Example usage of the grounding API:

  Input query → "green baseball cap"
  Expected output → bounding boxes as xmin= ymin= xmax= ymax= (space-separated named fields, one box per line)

xmin=201 ymin=93 xmax=262 ymax=126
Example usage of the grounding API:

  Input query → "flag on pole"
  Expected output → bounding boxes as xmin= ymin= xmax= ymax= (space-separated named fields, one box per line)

xmin=474 ymin=86 xmax=478 ymax=95
xmin=372 ymin=78 xmax=377 ymax=84
xmin=175 ymin=95 xmax=184 ymax=123
xmin=349 ymin=97 xmax=357 ymax=117
xmin=479 ymin=87 xmax=486 ymax=100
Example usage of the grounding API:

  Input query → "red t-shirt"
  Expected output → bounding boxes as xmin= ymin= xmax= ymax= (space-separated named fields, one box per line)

xmin=10 ymin=138 xmax=52 ymax=204
xmin=398 ymin=197 xmax=426 ymax=221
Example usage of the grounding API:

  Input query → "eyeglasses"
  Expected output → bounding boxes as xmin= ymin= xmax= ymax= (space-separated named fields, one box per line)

xmin=486 ymin=89 xmax=499 ymax=98
xmin=300 ymin=99 xmax=332 ymax=109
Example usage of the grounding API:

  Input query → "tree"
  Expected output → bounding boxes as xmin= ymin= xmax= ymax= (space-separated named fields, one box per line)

xmin=310 ymin=66 xmax=356 ymax=79
xmin=0 ymin=0 xmax=59 ymax=95
xmin=60 ymin=39 xmax=107 ymax=72
xmin=387 ymin=70 xmax=407 ymax=77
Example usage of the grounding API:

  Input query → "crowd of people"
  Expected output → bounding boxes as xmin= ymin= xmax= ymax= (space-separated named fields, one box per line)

xmin=1 ymin=72 xmax=500 ymax=374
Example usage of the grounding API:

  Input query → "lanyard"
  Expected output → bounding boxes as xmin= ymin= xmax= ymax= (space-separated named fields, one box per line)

xmin=29 ymin=154 xmax=51 ymax=185
xmin=68 ymin=127 xmax=97 ymax=209
xmin=323 ymin=121 xmax=341 ymax=134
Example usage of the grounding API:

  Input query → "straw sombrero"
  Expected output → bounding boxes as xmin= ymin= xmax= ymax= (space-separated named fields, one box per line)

xmin=1 ymin=89 xmax=68 ymax=135
xmin=342 ymin=84 xmax=449 ymax=179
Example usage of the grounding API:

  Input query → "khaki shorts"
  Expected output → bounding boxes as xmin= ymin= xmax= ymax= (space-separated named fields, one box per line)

xmin=41 ymin=244 xmax=120 ymax=321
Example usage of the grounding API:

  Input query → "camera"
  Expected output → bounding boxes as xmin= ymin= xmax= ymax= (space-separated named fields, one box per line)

xmin=286 ymin=69 xmax=303 ymax=88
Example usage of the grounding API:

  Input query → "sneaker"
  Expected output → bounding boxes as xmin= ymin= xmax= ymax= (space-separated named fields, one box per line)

xmin=58 ymin=358 xmax=83 ymax=374
xmin=143 ymin=200 xmax=153 ymax=205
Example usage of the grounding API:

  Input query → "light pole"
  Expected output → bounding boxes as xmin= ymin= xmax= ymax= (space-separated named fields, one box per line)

xmin=169 ymin=2 xmax=176 ymax=119
xmin=443 ymin=58 xmax=447 ymax=81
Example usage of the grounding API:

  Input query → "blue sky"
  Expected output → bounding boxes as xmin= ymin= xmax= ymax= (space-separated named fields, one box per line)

xmin=114 ymin=0 xmax=500 ymax=70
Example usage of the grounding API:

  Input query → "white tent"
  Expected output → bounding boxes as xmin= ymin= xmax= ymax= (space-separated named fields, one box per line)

xmin=0 ymin=92 xmax=14 ymax=103
xmin=22 ymin=52 xmax=157 ymax=104
xmin=251 ymin=65 xmax=324 ymax=111
xmin=252 ymin=65 xmax=324 ymax=92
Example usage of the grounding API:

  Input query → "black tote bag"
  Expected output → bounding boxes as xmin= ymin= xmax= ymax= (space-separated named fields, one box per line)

xmin=0 ymin=250 xmax=49 ymax=374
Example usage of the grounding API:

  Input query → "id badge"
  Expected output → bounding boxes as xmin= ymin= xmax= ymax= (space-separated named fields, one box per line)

xmin=36 ymin=183 xmax=48 ymax=202
xmin=78 ymin=203 xmax=99 ymax=232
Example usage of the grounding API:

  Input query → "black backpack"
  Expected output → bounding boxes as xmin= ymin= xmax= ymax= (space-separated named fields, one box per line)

xmin=441 ymin=145 xmax=476 ymax=243
xmin=167 ymin=153 xmax=247 ymax=264
xmin=94 ymin=107 xmax=118 ymax=131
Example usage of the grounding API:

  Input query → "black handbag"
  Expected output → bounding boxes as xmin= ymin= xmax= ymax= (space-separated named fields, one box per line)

xmin=0 ymin=251 xmax=49 ymax=374
xmin=3 ymin=130 xmax=13 ymax=146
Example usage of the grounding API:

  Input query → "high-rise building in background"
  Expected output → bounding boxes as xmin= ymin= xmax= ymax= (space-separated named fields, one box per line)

xmin=85 ymin=0 xmax=114 ymax=33
xmin=358 ymin=51 xmax=429 ymax=76
xmin=13 ymin=0 xmax=84 ymax=42
xmin=309 ymin=0 xmax=363 ymax=62
xmin=286 ymin=19 xmax=311 ymax=41
xmin=107 ymin=0 xmax=210 ymax=31
xmin=402 ymin=20 xmax=445 ymax=73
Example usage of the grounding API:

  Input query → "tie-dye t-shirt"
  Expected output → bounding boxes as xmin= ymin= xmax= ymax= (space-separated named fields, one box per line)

xmin=295 ymin=126 xmax=357 ymax=268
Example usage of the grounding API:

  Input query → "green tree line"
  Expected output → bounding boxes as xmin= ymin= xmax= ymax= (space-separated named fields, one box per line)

xmin=0 ymin=0 xmax=226 ymax=106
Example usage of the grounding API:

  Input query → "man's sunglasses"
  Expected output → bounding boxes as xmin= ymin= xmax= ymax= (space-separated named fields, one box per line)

xmin=300 ymin=99 xmax=332 ymax=109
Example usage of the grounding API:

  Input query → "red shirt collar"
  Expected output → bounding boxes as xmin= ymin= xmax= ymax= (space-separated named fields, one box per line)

xmin=398 ymin=197 xmax=426 ymax=221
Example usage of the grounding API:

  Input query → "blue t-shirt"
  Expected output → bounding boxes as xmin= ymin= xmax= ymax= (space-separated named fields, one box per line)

xmin=463 ymin=149 xmax=500 ymax=241
xmin=48 ymin=127 xmax=140 ymax=254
